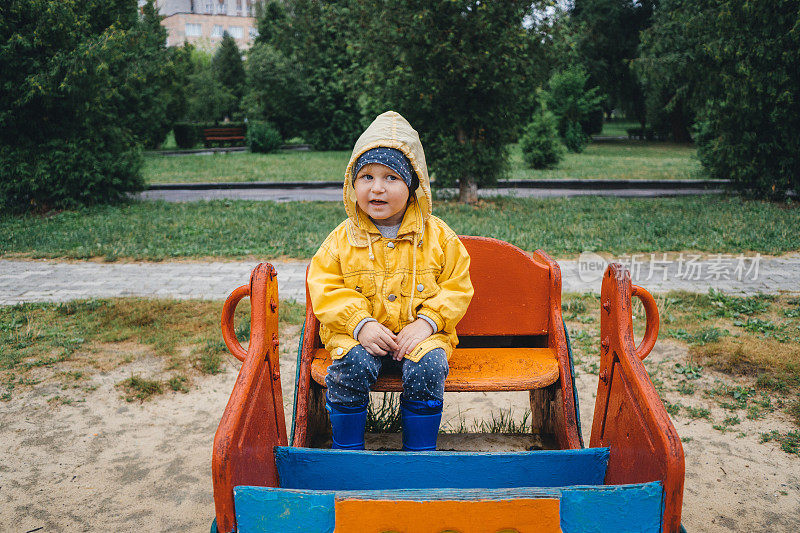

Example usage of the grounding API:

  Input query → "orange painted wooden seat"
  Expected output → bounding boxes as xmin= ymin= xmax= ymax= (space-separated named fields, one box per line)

xmin=310 ymin=347 xmax=559 ymax=391
xmin=292 ymin=236 xmax=583 ymax=449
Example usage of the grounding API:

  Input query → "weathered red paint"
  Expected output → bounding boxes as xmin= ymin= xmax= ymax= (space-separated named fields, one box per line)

xmin=213 ymin=263 xmax=288 ymax=533
xmin=632 ymin=285 xmax=660 ymax=360
xmin=221 ymin=284 xmax=250 ymax=362
xmin=590 ymin=264 xmax=684 ymax=533
xmin=535 ymin=249 xmax=583 ymax=450
xmin=292 ymin=236 xmax=582 ymax=449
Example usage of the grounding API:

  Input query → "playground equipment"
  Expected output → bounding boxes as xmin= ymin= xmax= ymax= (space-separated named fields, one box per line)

xmin=213 ymin=236 xmax=684 ymax=532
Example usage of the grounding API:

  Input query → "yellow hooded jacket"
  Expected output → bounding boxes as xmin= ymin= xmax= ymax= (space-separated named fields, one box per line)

xmin=307 ymin=111 xmax=474 ymax=363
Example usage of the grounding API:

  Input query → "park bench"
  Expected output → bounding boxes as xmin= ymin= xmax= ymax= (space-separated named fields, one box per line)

xmin=202 ymin=126 xmax=245 ymax=147
xmin=213 ymin=236 xmax=684 ymax=533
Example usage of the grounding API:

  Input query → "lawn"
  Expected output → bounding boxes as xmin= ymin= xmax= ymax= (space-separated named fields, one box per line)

xmin=563 ymin=290 xmax=800 ymax=454
xmin=143 ymin=149 xmax=351 ymax=184
xmin=598 ymin=120 xmax=640 ymax=137
xmin=506 ymin=141 xmax=702 ymax=181
xmin=2 ymin=196 xmax=798 ymax=261
xmin=142 ymin=140 xmax=703 ymax=185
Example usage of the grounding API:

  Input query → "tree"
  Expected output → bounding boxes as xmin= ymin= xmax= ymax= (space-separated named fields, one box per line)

xmin=123 ymin=0 xmax=178 ymax=148
xmin=250 ymin=0 xmax=362 ymax=150
xmin=544 ymin=66 xmax=605 ymax=153
xmin=165 ymin=42 xmax=196 ymax=128
xmin=634 ymin=0 xmax=715 ymax=142
xmin=354 ymin=0 xmax=540 ymax=203
xmin=185 ymin=64 xmax=238 ymax=123
xmin=213 ymin=31 xmax=245 ymax=119
xmin=0 ymin=0 xmax=175 ymax=212
xmin=635 ymin=0 xmax=799 ymax=198
xmin=694 ymin=0 xmax=800 ymax=199
xmin=569 ymin=0 xmax=656 ymax=124
xmin=243 ymin=42 xmax=310 ymax=139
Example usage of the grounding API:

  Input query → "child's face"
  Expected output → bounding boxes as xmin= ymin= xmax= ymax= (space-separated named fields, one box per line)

xmin=353 ymin=163 xmax=410 ymax=226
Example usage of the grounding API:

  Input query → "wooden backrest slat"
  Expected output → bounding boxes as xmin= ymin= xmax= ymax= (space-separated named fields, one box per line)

xmin=456 ymin=236 xmax=550 ymax=336
xmin=304 ymin=236 xmax=551 ymax=340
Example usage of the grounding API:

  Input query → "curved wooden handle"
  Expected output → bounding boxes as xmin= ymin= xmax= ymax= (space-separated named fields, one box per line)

xmin=632 ymin=285 xmax=659 ymax=360
xmin=221 ymin=284 xmax=250 ymax=362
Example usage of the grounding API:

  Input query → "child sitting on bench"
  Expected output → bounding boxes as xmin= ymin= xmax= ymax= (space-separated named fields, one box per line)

xmin=307 ymin=111 xmax=473 ymax=451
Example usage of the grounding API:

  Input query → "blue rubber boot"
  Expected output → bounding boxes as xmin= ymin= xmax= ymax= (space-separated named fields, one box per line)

xmin=401 ymin=399 xmax=443 ymax=451
xmin=326 ymin=399 xmax=368 ymax=450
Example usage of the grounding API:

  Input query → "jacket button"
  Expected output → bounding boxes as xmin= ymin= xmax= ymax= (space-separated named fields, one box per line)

xmin=387 ymin=294 xmax=397 ymax=302
xmin=336 ymin=347 xmax=343 ymax=355
xmin=387 ymin=242 xmax=395 ymax=249
xmin=417 ymin=284 xmax=424 ymax=292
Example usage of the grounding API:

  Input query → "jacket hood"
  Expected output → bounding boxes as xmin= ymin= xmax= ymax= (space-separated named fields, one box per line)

xmin=343 ymin=111 xmax=432 ymax=242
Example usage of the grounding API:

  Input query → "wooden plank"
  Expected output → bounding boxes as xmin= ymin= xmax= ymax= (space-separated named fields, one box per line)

xmin=457 ymin=236 xmax=551 ymax=336
xmin=335 ymin=498 xmax=561 ymax=532
xmin=234 ymin=487 xmax=334 ymax=533
xmin=213 ymin=264 xmax=287 ymax=533
xmin=590 ymin=264 xmax=684 ymax=532
xmin=275 ymin=447 xmax=609 ymax=491
xmin=233 ymin=483 xmax=663 ymax=533
xmin=310 ymin=347 xmax=560 ymax=392
xmin=560 ymin=482 xmax=663 ymax=533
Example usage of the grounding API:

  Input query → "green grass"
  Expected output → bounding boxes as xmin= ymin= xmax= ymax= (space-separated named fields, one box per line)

xmin=599 ymin=120 xmax=640 ymax=137
xmin=142 ymin=139 xmax=702 ymax=184
xmin=118 ymin=375 xmax=163 ymax=402
xmin=562 ymin=290 xmax=800 ymax=451
xmin=0 ymin=298 xmax=305 ymax=401
xmin=142 ymin=150 xmax=351 ymax=184
xmin=2 ymin=196 xmax=798 ymax=261
xmin=507 ymin=141 xmax=703 ymax=180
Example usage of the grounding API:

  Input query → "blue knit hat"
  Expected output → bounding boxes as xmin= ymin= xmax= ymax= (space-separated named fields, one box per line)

xmin=353 ymin=147 xmax=417 ymax=190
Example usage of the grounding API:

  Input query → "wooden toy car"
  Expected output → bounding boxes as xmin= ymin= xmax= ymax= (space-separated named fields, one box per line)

xmin=213 ymin=236 xmax=684 ymax=532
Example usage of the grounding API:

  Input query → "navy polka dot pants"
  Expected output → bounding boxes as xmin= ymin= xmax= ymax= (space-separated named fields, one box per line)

xmin=325 ymin=345 xmax=448 ymax=406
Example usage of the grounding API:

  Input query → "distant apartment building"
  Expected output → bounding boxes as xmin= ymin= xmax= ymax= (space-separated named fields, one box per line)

xmin=141 ymin=0 xmax=261 ymax=49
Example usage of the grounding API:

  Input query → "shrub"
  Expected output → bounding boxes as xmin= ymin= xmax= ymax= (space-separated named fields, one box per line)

xmin=0 ymin=137 xmax=143 ymax=213
xmin=544 ymin=66 xmax=605 ymax=153
xmin=173 ymin=123 xmax=200 ymax=149
xmin=563 ymin=121 xmax=589 ymax=153
xmin=246 ymin=121 xmax=282 ymax=153
xmin=638 ymin=0 xmax=799 ymax=198
xmin=520 ymin=108 xmax=564 ymax=169
xmin=0 ymin=0 xmax=172 ymax=212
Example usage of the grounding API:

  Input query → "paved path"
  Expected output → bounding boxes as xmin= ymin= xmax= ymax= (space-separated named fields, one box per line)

xmin=2 ymin=254 xmax=798 ymax=305
xmin=138 ymin=187 xmax=723 ymax=202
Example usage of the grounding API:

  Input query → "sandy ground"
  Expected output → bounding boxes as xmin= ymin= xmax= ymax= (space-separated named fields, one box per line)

xmin=2 ymin=332 xmax=798 ymax=532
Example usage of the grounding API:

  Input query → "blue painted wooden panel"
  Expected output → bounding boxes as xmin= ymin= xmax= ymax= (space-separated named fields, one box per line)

xmin=275 ymin=447 xmax=610 ymax=490
xmin=560 ymin=482 xmax=663 ymax=533
xmin=234 ymin=482 xmax=662 ymax=533
xmin=234 ymin=486 xmax=335 ymax=533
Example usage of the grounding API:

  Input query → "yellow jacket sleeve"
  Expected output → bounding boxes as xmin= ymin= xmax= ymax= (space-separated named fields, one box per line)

xmin=307 ymin=241 xmax=373 ymax=338
xmin=418 ymin=235 xmax=473 ymax=333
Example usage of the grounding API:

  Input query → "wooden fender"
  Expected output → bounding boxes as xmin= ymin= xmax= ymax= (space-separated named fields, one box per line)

xmin=213 ymin=263 xmax=288 ymax=533
xmin=590 ymin=264 xmax=684 ymax=533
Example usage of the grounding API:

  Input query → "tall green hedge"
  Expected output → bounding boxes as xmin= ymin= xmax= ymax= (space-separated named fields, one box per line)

xmin=695 ymin=1 xmax=799 ymax=199
xmin=0 ymin=0 xmax=172 ymax=212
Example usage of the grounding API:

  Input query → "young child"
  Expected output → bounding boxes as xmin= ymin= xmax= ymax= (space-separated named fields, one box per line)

xmin=307 ymin=111 xmax=473 ymax=451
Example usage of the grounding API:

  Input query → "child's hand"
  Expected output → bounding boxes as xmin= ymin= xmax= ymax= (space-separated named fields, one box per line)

xmin=392 ymin=319 xmax=435 ymax=361
xmin=357 ymin=321 xmax=399 ymax=357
